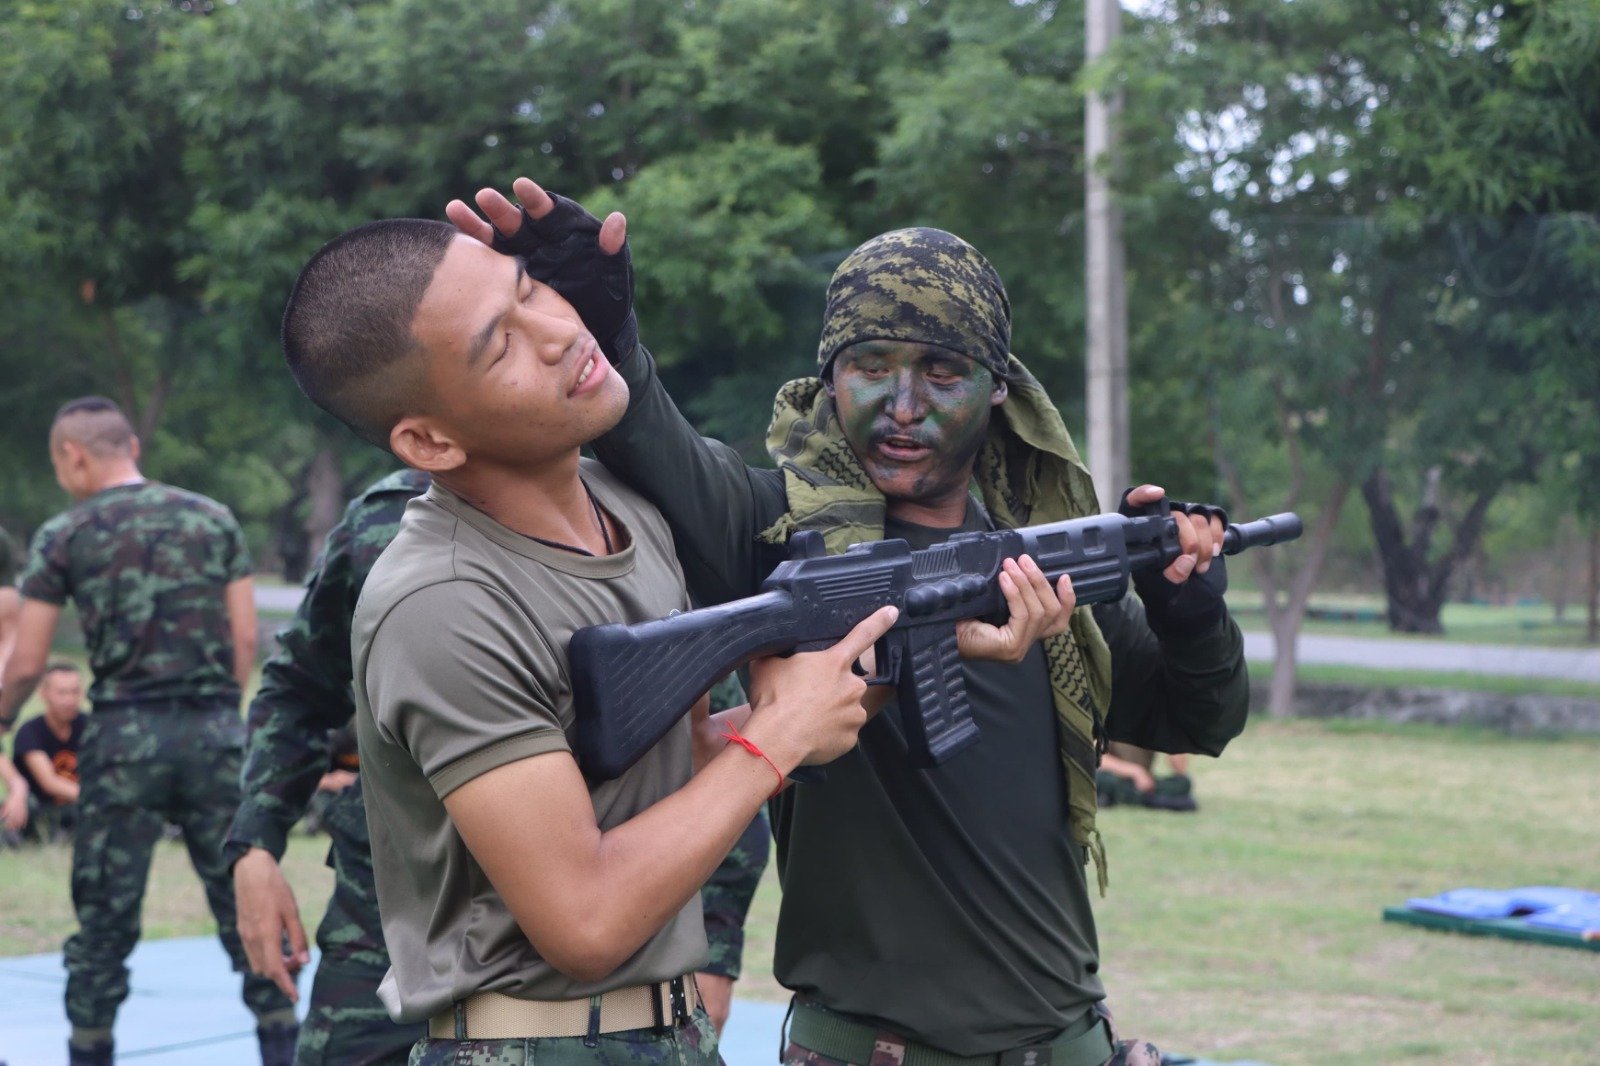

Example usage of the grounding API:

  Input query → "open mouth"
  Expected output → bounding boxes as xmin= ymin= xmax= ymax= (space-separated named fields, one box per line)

xmin=570 ymin=344 xmax=610 ymax=396
xmin=875 ymin=434 xmax=931 ymax=462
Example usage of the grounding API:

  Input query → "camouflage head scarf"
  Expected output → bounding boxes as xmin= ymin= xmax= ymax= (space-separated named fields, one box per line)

xmin=817 ymin=228 xmax=1011 ymax=380
xmin=763 ymin=228 xmax=1116 ymax=891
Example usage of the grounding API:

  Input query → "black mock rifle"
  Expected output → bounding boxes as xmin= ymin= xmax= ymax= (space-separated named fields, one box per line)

xmin=568 ymin=500 xmax=1301 ymax=781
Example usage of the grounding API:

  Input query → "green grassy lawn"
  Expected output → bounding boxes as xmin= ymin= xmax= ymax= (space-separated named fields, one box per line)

xmin=2 ymin=721 xmax=1595 ymax=1062
xmin=0 ymin=833 xmax=333 ymax=957
xmin=738 ymin=720 xmax=1600 ymax=1064
xmin=1291 ymin=664 xmax=1600 ymax=701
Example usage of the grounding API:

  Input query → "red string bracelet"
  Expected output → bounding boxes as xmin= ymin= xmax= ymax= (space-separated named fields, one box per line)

xmin=719 ymin=722 xmax=786 ymax=800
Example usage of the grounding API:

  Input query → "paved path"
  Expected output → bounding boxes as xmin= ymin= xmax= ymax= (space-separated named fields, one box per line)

xmin=1242 ymin=631 xmax=1600 ymax=683
xmin=257 ymin=585 xmax=1600 ymax=682
xmin=254 ymin=583 xmax=306 ymax=615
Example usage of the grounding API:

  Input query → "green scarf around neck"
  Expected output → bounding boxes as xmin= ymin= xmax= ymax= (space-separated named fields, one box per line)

xmin=757 ymin=358 xmax=1116 ymax=892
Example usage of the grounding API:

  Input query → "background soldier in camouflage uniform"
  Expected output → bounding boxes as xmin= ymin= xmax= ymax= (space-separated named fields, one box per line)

xmin=0 ymin=397 xmax=297 ymax=1066
xmin=229 ymin=471 xmax=771 ymax=1065
xmin=228 ymin=468 xmax=431 ymax=1066
xmin=699 ymin=676 xmax=772 ymax=1032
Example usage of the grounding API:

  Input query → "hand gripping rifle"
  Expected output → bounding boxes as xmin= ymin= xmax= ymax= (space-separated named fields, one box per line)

xmin=569 ymin=501 xmax=1301 ymax=781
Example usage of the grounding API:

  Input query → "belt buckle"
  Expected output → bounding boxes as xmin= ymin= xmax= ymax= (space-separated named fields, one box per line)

xmin=998 ymin=1046 xmax=1052 ymax=1066
xmin=668 ymin=975 xmax=689 ymax=1026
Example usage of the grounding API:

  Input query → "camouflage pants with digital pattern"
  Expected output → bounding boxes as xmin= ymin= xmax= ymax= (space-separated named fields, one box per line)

xmin=408 ymin=1006 xmax=722 ymax=1065
xmin=297 ymin=779 xmax=422 ymax=1065
xmin=65 ymin=705 xmax=294 ymax=1030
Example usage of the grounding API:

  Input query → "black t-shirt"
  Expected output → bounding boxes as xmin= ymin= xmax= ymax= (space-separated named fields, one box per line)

xmin=770 ymin=505 xmax=1101 ymax=1054
xmin=590 ymin=345 xmax=1250 ymax=1055
xmin=13 ymin=715 xmax=85 ymax=799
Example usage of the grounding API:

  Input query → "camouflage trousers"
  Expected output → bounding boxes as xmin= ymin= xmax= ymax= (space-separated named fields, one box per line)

xmin=65 ymin=704 xmax=294 ymax=1030
xmin=297 ymin=780 xmax=421 ymax=1066
xmin=298 ymin=954 xmax=420 ymax=1066
xmin=407 ymin=1006 xmax=722 ymax=1065
xmin=780 ymin=1038 xmax=1161 ymax=1066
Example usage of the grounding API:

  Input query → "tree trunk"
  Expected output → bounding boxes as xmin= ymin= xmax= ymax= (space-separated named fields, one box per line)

xmin=1587 ymin=525 xmax=1599 ymax=645
xmin=1210 ymin=385 xmax=1350 ymax=718
xmin=1267 ymin=613 xmax=1300 ymax=718
xmin=1361 ymin=466 xmax=1498 ymax=635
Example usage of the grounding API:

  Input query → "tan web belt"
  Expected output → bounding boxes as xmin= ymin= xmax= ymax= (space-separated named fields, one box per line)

xmin=427 ymin=975 xmax=702 ymax=1041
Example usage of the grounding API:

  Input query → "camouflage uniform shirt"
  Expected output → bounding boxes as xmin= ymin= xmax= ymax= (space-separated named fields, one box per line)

xmin=228 ymin=469 xmax=431 ymax=864
xmin=20 ymin=481 xmax=251 ymax=705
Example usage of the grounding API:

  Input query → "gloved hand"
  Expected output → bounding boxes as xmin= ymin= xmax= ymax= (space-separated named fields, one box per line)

xmin=490 ymin=192 xmax=637 ymax=365
xmin=463 ymin=185 xmax=638 ymax=366
xmin=1118 ymin=488 xmax=1228 ymax=639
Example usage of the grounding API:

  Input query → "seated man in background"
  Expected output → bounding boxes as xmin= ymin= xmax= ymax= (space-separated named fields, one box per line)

xmin=300 ymin=726 xmax=360 ymax=836
xmin=11 ymin=661 xmax=87 ymax=840
xmin=1097 ymin=741 xmax=1197 ymax=812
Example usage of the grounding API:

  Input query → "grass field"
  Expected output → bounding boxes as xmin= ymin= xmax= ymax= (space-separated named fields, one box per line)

xmin=1291 ymin=664 xmax=1600 ymax=701
xmin=2 ymin=720 xmax=1596 ymax=1062
xmin=0 ymin=832 xmax=333 ymax=957
xmin=735 ymin=719 xmax=1600 ymax=1064
xmin=3 ymin=718 xmax=1596 ymax=1060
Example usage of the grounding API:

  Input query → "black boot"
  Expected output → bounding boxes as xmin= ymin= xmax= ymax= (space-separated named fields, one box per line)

xmin=67 ymin=1041 xmax=113 ymax=1066
xmin=257 ymin=1022 xmax=299 ymax=1066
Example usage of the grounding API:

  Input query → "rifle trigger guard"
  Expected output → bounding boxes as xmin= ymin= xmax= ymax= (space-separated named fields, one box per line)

xmin=862 ymin=634 xmax=901 ymax=687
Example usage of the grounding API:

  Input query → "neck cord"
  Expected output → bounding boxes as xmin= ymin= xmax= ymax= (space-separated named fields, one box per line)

xmin=525 ymin=480 xmax=615 ymax=558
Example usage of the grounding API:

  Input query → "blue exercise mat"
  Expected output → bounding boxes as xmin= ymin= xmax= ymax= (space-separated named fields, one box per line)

xmin=1523 ymin=902 xmax=1600 ymax=937
xmin=0 ymin=938 xmax=1276 ymax=1064
xmin=1403 ymin=885 xmax=1600 ymax=920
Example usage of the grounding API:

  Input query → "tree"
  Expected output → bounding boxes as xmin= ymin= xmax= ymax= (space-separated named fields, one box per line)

xmin=1121 ymin=0 xmax=1599 ymax=673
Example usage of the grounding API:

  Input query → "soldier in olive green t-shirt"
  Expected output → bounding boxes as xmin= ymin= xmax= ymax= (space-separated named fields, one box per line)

xmin=281 ymin=215 xmax=899 ymax=1064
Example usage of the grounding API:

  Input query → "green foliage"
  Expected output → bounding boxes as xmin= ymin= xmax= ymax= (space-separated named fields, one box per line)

xmin=584 ymin=135 xmax=845 ymax=361
xmin=0 ymin=0 xmax=1594 ymax=607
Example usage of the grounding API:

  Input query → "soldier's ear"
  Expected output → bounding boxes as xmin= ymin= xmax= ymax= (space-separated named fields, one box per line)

xmin=989 ymin=377 xmax=1008 ymax=407
xmin=391 ymin=417 xmax=465 ymax=474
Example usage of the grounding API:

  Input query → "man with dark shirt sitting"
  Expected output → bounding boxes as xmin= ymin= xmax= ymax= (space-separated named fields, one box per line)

xmin=11 ymin=662 xmax=87 ymax=841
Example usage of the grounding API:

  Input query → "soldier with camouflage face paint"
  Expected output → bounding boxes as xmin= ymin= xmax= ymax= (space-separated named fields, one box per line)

xmin=224 ymin=470 xmax=770 ymax=1064
xmin=452 ymin=183 xmax=1247 ymax=1066
xmin=0 ymin=396 xmax=298 ymax=1066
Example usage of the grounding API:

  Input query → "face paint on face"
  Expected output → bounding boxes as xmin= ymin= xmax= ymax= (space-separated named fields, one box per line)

xmin=828 ymin=340 xmax=1007 ymax=524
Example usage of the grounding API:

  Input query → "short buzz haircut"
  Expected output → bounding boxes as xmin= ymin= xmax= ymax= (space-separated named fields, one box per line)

xmin=52 ymin=396 xmax=136 ymax=458
xmin=281 ymin=218 xmax=457 ymax=448
xmin=43 ymin=661 xmax=80 ymax=677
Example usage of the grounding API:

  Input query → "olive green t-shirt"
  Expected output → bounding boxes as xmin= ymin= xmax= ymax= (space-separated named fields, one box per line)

xmin=352 ymin=463 xmax=706 ymax=1023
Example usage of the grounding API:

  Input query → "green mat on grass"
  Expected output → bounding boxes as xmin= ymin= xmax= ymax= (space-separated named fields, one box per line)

xmin=1382 ymin=906 xmax=1600 ymax=952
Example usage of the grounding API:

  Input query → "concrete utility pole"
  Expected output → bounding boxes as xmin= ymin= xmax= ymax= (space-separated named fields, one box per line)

xmin=1085 ymin=0 xmax=1129 ymax=513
